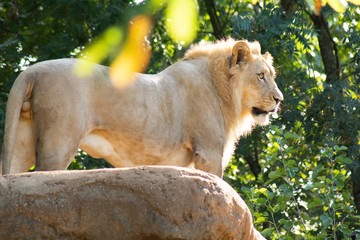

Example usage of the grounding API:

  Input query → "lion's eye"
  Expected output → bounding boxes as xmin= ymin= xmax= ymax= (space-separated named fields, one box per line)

xmin=258 ymin=73 xmax=265 ymax=81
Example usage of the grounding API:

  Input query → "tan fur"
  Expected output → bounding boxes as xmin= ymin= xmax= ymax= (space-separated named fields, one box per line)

xmin=1 ymin=39 xmax=283 ymax=177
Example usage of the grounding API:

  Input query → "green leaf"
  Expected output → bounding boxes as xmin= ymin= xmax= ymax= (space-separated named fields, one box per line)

xmin=256 ymin=197 xmax=267 ymax=204
xmin=287 ymin=160 xmax=296 ymax=167
xmin=284 ymin=132 xmax=293 ymax=139
xmin=320 ymin=214 xmax=332 ymax=229
xmin=288 ymin=166 xmax=299 ymax=177
xmin=261 ymin=228 xmax=273 ymax=237
xmin=254 ymin=216 xmax=267 ymax=224
xmin=279 ymin=184 xmax=291 ymax=194
xmin=284 ymin=220 xmax=293 ymax=230
xmin=301 ymin=212 xmax=310 ymax=220
xmin=279 ymin=202 xmax=287 ymax=211
xmin=339 ymin=146 xmax=348 ymax=151
xmin=314 ymin=182 xmax=324 ymax=188
xmin=335 ymin=178 xmax=345 ymax=189
xmin=256 ymin=188 xmax=268 ymax=194
xmin=308 ymin=198 xmax=323 ymax=209
xmin=342 ymin=192 xmax=351 ymax=202
xmin=339 ymin=225 xmax=353 ymax=236
xmin=241 ymin=187 xmax=252 ymax=194
xmin=264 ymin=190 xmax=275 ymax=200
xmin=269 ymin=170 xmax=281 ymax=179
xmin=343 ymin=158 xmax=353 ymax=164
xmin=335 ymin=156 xmax=344 ymax=163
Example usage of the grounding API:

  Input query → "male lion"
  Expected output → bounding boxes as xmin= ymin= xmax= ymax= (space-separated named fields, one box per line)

xmin=1 ymin=39 xmax=283 ymax=177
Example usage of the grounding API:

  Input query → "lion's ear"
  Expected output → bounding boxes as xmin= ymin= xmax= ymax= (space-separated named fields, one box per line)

xmin=263 ymin=52 xmax=273 ymax=64
xmin=232 ymin=41 xmax=251 ymax=67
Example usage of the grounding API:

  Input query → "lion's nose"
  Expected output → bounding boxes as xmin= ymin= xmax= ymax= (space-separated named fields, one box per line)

xmin=273 ymin=88 xmax=284 ymax=104
xmin=273 ymin=95 xmax=282 ymax=104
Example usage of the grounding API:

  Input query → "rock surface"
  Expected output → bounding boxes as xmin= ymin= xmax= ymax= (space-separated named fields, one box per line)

xmin=0 ymin=166 xmax=265 ymax=240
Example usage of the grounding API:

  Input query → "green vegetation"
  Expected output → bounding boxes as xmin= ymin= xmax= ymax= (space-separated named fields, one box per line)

xmin=1 ymin=0 xmax=359 ymax=238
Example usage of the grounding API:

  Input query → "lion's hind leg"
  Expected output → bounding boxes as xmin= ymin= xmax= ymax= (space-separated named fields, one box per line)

xmin=34 ymin=129 xmax=80 ymax=171
xmin=32 ymin=111 xmax=83 ymax=171
xmin=8 ymin=118 xmax=36 ymax=174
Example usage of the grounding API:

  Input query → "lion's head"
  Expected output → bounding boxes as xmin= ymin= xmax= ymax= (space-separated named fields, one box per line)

xmin=229 ymin=40 xmax=283 ymax=127
xmin=183 ymin=38 xmax=283 ymax=138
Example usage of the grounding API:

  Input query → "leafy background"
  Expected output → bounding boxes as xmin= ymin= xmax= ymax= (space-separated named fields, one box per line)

xmin=1 ymin=0 xmax=359 ymax=239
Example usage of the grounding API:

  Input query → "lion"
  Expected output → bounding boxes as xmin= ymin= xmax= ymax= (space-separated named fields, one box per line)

xmin=1 ymin=39 xmax=283 ymax=177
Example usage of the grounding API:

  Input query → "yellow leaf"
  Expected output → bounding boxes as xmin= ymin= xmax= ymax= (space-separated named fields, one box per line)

xmin=252 ymin=0 xmax=258 ymax=4
xmin=315 ymin=0 xmax=323 ymax=15
xmin=327 ymin=0 xmax=348 ymax=12
xmin=165 ymin=0 xmax=198 ymax=45
xmin=110 ymin=15 xmax=152 ymax=89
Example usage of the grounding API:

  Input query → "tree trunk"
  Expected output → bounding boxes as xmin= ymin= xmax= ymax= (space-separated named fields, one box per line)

xmin=0 ymin=166 xmax=265 ymax=240
xmin=352 ymin=162 xmax=360 ymax=213
xmin=309 ymin=13 xmax=340 ymax=83
xmin=203 ymin=0 xmax=224 ymax=40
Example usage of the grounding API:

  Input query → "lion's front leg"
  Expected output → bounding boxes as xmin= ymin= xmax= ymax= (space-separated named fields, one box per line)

xmin=192 ymin=145 xmax=224 ymax=178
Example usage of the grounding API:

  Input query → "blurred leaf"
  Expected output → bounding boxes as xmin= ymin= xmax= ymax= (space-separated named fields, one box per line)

xmin=110 ymin=15 xmax=152 ymax=88
xmin=74 ymin=26 xmax=124 ymax=78
xmin=326 ymin=0 xmax=348 ymax=12
xmin=165 ymin=0 xmax=198 ymax=44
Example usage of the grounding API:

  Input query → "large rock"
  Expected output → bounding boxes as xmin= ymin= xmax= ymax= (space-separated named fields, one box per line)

xmin=0 ymin=166 xmax=265 ymax=240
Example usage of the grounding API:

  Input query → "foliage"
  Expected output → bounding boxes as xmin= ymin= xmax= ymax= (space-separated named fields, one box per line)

xmin=224 ymin=2 xmax=360 ymax=239
xmin=226 ymin=125 xmax=359 ymax=239
xmin=68 ymin=150 xmax=113 ymax=170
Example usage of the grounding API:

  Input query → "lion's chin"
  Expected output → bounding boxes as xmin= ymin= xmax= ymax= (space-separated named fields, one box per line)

xmin=251 ymin=107 xmax=272 ymax=125
xmin=253 ymin=113 xmax=270 ymax=126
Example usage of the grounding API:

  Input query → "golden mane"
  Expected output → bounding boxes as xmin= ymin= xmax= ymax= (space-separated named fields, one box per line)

xmin=184 ymin=39 xmax=262 ymax=139
xmin=184 ymin=38 xmax=261 ymax=60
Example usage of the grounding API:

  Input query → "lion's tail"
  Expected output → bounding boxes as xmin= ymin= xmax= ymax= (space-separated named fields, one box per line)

xmin=1 ymin=70 xmax=34 ymax=175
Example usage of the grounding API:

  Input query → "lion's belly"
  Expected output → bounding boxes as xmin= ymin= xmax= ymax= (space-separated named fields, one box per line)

xmin=80 ymin=131 xmax=193 ymax=168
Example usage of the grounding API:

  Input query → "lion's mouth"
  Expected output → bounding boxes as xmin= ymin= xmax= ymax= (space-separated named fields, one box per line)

xmin=252 ymin=107 xmax=276 ymax=116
